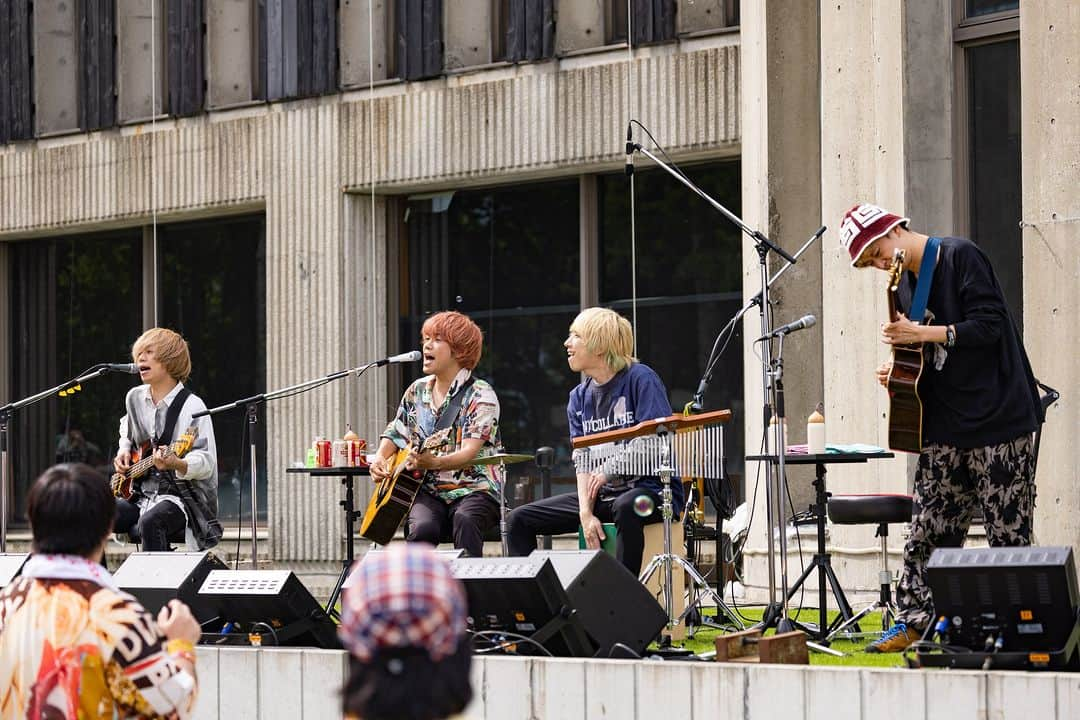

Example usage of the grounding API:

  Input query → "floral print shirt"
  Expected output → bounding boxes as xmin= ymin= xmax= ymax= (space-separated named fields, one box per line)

xmin=0 ymin=555 xmax=197 ymax=719
xmin=381 ymin=368 xmax=503 ymax=503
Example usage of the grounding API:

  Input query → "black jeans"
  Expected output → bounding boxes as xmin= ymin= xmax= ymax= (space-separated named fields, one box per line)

xmin=115 ymin=498 xmax=187 ymax=551
xmin=506 ymin=489 xmax=662 ymax=576
xmin=406 ymin=490 xmax=501 ymax=558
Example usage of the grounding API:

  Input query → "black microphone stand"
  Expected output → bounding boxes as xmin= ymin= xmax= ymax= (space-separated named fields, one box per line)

xmin=0 ymin=365 xmax=130 ymax=551
xmin=629 ymin=138 xmax=825 ymax=634
xmin=194 ymin=359 xmax=386 ymax=569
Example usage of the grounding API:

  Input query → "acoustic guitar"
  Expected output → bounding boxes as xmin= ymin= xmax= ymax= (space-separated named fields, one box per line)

xmin=885 ymin=249 xmax=924 ymax=453
xmin=359 ymin=427 xmax=452 ymax=545
xmin=110 ymin=425 xmax=199 ymax=500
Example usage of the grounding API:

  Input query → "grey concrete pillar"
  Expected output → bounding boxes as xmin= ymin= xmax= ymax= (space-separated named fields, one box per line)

xmin=740 ymin=0 xmax=823 ymax=594
xmin=1020 ymin=2 xmax=1079 ymax=553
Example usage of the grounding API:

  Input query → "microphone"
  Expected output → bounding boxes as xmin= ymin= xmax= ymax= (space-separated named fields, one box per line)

xmin=104 ymin=363 xmax=140 ymax=374
xmin=758 ymin=314 xmax=816 ymax=341
xmin=375 ymin=350 xmax=422 ymax=367
xmin=625 ymin=124 xmax=635 ymax=177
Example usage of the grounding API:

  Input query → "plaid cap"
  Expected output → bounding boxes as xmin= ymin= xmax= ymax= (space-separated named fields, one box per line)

xmin=839 ymin=203 xmax=909 ymax=266
xmin=338 ymin=543 xmax=467 ymax=662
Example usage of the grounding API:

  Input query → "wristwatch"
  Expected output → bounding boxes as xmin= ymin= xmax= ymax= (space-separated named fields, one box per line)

xmin=945 ymin=325 xmax=956 ymax=348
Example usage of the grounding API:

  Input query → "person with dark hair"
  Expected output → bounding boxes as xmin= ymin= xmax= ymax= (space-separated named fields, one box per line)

xmin=0 ymin=463 xmax=201 ymax=718
xmin=369 ymin=311 xmax=503 ymax=557
xmin=841 ymin=203 xmax=1044 ymax=653
xmin=506 ymin=307 xmax=675 ymax=575
xmin=112 ymin=327 xmax=220 ymax=551
xmin=338 ymin=543 xmax=472 ymax=720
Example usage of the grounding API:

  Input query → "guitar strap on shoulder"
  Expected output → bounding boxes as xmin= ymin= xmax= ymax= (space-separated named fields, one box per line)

xmin=433 ymin=377 xmax=476 ymax=435
xmin=908 ymin=236 xmax=942 ymax=324
xmin=154 ymin=388 xmax=192 ymax=447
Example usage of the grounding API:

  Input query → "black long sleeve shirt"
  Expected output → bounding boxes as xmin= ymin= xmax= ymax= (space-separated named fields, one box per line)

xmin=896 ymin=236 xmax=1042 ymax=448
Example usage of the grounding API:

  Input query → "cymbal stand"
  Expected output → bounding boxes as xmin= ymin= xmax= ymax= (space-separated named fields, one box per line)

xmin=638 ymin=424 xmax=744 ymax=637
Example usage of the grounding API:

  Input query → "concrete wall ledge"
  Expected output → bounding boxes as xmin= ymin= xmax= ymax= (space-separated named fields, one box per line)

xmin=191 ymin=647 xmax=1080 ymax=720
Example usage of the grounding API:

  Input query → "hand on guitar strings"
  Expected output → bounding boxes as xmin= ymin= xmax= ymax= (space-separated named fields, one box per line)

xmin=405 ymin=448 xmax=442 ymax=472
xmin=113 ymin=450 xmax=132 ymax=474
xmin=368 ymin=456 xmax=392 ymax=481
xmin=152 ymin=445 xmax=184 ymax=472
xmin=881 ymin=314 xmax=924 ymax=346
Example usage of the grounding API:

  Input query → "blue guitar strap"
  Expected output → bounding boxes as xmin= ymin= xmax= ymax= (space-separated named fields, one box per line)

xmin=908 ymin=236 xmax=941 ymax=324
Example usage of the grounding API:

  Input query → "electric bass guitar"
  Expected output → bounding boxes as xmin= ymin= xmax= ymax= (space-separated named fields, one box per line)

xmin=885 ymin=249 xmax=924 ymax=453
xmin=110 ymin=425 xmax=199 ymax=500
xmin=359 ymin=427 xmax=452 ymax=545
xmin=110 ymin=425 xmax=223 ymax=549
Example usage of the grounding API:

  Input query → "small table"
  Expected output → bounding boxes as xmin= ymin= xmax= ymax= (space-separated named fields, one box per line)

xmin=747 ymin=450 xmax=894 ymax=642
xmin=286 ymin=465 xmax=371 ymax=619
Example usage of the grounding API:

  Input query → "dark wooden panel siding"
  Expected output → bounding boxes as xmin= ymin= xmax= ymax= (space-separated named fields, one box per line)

xmin=1 ymin=0 xmax=34 ymax=143
xmin=168 ymin=0 xmax=206 ymax=116
xmin=77 ymin=0 xmax=117 ymax=131
xmin=396 ymin=0 xmax=442 ymax=81
xmin=264 ymin=0 xmax=336 ymax=100
xmin=632 ymin=0 xmax=676 ymax=45
xmin=297 ymin=0 xmax=337 ymax=96
xmin=506 ymin=0 xmax=554 ymax=63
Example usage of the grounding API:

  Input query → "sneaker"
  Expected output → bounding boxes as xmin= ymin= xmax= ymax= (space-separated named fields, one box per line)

xmin=865 ymin=623 xmax=921 ymax=653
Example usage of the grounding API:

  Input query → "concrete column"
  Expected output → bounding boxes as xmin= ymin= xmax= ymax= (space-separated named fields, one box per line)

xmin=32 ymin=0 xmax=79 ymax=135
xmin=207 ymin=0 xmax=256 ymax=108
xmin=117 ymin=0 xmax=167 ymax=123
xmin=555 ymin=0 xmax=605 ymax=55
xmin=444 ymin=0 xmax=495 ymax=70
xmin=340 ymin=0 xmax=393 ymax=85
xmin=739 ymin=0 xmax=822 ymax=596
xmin=1019 ymin=2 xmax=1080 ymax=552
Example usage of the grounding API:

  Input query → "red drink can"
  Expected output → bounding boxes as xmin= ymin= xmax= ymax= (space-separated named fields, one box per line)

xmin=350 ymin=439 xmax=367 ymax=466
xmin=315 ymin=438 xmax=332 ymax=467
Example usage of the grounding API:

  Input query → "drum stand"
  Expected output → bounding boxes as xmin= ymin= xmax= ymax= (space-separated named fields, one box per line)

xmin=638 ymin=427 xmax=743 ymax=637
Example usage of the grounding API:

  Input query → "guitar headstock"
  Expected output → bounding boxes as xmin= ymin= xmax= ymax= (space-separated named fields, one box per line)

xmin=887 ymin=248 xmax=906 ymax=292
xmin=172 ymin=425 xmax=200 ymax=457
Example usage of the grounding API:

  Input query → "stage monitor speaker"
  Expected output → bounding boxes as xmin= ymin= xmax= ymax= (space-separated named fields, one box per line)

xmin=0 ymin=553 xmax=29 ymax=586
xmin=343 ymin=547 xmax=464 ymax=591
xmin=196 ymin=570 xmax=340 ymax=649
xmin=114 ymin=551 xmax=228 ymax=624
xmin=451 ymin=550 xmax=666 ymax=658
xmin=530 ymin=550 xmax=667 ymax=657
xmin=921 ymin=545 xmax=1080 ymax=670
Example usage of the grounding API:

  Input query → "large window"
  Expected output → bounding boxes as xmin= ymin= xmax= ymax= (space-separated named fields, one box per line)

xmin=399 ymin=179 xmax=580 ymax=502
xmin=956 ymin=1 xmax=1021 ymax=328
xmin=7 ymin=231 xmax=144 ymax=520
xmin=599 ymin=161 xmax=744 ymax=498
xmin=4 ymin=215 xmax=266 ymax=526
xmin=159 ymin=216 xmax=267 ymax=523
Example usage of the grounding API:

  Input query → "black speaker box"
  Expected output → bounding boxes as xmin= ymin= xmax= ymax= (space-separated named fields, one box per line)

xmin=451 ymin=550 xmax=666 ymax=657
xmin=196 ymin=570 xmax=340 ymax=649
xmin=920 ymin=546 xmax=1080 ymax=670
xmin=530 ymin=550 xmax=667 ymax=656
xmin=0 ymin=553 xmax=29 ymax=585
xmin=114 ymin=551 xmax=228 ymax=623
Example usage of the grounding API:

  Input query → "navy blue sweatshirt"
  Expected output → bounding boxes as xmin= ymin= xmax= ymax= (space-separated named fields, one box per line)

xmin=895 ymin=237 xmax=1042 ymax=448
xmin=567 ymin=363 xmax=684 ymax=513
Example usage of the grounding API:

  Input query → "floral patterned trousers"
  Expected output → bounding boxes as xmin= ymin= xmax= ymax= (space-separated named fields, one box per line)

xmin=896 ymin=433 xmax=1035 ymax=630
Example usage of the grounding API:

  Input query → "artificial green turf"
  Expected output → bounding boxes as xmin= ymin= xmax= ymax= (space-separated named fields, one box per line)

xmin=654 ymin=607 xmax=907 ymax=668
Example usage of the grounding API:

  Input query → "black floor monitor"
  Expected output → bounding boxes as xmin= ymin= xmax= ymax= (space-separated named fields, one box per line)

xmin=920 ymin=546 xmax=1080 ymax=670
xmin=196 ymin=570 xmax=341 ymax=649
xmin=450 ymin=556 xmax=595 ymax=657
xmin=114 ymin=551 xmax=228 ymax=624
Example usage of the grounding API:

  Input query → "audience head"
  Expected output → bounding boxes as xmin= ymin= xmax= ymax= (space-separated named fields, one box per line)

xmin=28 ymin=463 xmax=116 ymax=557
xmin=338 ymin=543 xmax=472 ymax=720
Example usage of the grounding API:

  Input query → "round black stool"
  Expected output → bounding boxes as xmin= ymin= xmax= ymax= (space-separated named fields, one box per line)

xmin=826 ymin=493 xmax=913 ymax=640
